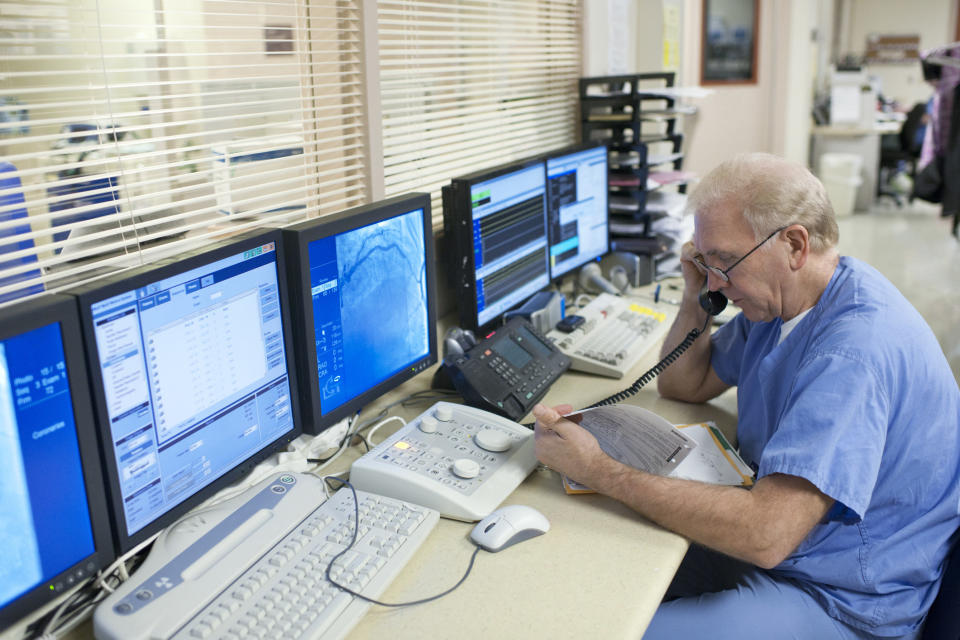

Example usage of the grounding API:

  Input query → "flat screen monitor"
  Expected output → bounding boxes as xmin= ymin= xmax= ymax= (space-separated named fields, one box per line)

xmin=283 ymin=193 xmax=438 ymax=434
xmin=442 ymin=158 xmax=550 ymax=331
xmin=73 ymin=230 xmax=301 ymax=553
xmin=0 ymin=295 xmax=114 ymax=632
xmin=545 ymin=143 xmax=609 ymax=279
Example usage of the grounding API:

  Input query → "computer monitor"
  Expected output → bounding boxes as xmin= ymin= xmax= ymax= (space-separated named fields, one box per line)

xmin=442 ymin=157 xmax=550 ymax=331
xmin=545 ymin=143 xmax=609 ymax=279
xmin=72 ymin=229 xmax=301 ymax=553
xmin=0 ymin=295 xmax=114 ymax=631
xmin=283 ymin=193 xmax=438 ymax=435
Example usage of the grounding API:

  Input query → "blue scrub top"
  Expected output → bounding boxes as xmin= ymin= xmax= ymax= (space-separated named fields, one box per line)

xmin=710 ymin=256 xmax=960 ymax=636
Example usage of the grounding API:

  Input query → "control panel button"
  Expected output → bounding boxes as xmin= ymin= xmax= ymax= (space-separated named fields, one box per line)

xmin=419 ymin=415 xmax=439 ymax=433
xmin=475 ymin=428 xmax=512 ymax=452
xmin=452 ymin=458 xmax=480 ymax=479
xmin=435 ymin=405 xmax=454 ymax=422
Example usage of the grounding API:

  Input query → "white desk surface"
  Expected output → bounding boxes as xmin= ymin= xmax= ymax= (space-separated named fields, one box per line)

xmin=346 ymin=286 xmax=740 ymax=639
xmin=49 ymin=284 xmax=740 ymax=640
xmin=812 ymin=120 xmax=901 ymax=136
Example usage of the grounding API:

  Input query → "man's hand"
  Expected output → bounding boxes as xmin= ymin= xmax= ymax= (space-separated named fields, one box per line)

xmin=679 ymin=240 xmax=707 ymax=293
xmin=532 ymin=407 xmax=833 ymax=568
xmin=532 ymin=404 xmax=613 ymax=488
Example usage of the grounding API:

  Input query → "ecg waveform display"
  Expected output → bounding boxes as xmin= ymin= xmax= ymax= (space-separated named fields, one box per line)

xmin=479 ymin=246 xmax=548 ymax=309
xmin=473 ymin=194 xmax=546 ymax=268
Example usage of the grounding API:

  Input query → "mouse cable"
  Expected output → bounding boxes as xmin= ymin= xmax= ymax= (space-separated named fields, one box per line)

xmin=586 ymin=315 xmax=711 ymax=409
xmin=322 ymin=477 xmax=482 ymax=607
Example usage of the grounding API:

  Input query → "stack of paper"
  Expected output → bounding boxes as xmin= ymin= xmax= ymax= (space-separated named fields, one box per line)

xmin=672 ymin=422 xmax=754 ymax=486
xmin=558 ymin=407 xmax=754 ymax=494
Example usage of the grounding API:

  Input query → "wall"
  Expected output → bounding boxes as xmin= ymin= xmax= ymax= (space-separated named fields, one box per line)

xmin=584 ymin=0 xmax=817 ymax=176
xmin=843 ymin=0 xmax=955 ymax=108
xmin=680 ymin=0 xmax=782 ymax=174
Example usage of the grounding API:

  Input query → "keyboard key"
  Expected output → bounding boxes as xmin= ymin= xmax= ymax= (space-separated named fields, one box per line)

xmin=171 ymin=489 xmax=438 ymax=640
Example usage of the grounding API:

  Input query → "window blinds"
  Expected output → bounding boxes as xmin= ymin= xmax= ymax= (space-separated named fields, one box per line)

xmin=376 ymin=0 xmax=583 ymax=227
xmin=0 ymin=0 xmax=583 ymax=305
xmin=0 ymin=0 xmax=366 ymax=304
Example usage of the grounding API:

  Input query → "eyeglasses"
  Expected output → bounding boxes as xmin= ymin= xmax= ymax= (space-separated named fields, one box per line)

xmin=693 ymin=226 xmax=787 ymax=283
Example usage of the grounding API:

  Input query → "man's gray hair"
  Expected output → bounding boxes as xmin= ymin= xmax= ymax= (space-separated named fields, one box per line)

xmin=686 ymin=153 xmax=839 ymax=253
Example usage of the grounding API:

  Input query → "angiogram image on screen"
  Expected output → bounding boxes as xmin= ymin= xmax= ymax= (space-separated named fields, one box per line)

xmin=309 ymin=209 xmax=430 ymax=414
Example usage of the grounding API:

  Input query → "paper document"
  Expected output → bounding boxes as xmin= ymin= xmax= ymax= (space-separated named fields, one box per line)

xmin=558 ymin=405 xmax=694 ymax=490
xmin=559 ymin=410 xmax=754 ymax=494
xmin=673 ymin=422 xmax=754 ymax=486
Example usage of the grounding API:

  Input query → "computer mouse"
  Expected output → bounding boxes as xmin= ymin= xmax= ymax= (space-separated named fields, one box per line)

xmin=469 ymin=504 xmax=550 ymax=552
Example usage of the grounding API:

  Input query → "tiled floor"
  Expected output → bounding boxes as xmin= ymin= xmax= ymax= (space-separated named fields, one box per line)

xmin=835 ymin=199 xmax=960 ymax=382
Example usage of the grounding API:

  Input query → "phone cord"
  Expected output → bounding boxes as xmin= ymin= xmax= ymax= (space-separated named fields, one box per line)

xmin=586 ymin=316 xmax=710 ymax=409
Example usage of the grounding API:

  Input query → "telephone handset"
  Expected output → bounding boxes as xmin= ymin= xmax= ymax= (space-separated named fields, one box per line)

xmin=588 ymin=285 xmax=726 ymax=408
xmin=698 ymin=287 xmax=728 ymax=316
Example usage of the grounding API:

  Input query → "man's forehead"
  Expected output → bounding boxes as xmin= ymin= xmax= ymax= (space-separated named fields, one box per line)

xmin=693 ymin=210 xmax=751 ymax=256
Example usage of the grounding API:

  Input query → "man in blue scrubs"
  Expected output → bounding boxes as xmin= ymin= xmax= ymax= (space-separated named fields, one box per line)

xmin=533 ymin=153 xmax=960 ymax=639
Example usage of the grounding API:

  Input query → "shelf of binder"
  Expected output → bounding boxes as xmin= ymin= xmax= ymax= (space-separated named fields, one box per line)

xmin=579 ymin=73 xmax=692 ymax=283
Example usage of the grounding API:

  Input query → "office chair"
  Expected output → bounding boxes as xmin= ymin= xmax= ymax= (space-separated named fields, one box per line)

xmin=921 ymin=534 xmax=960 ymax=640
xmin=878 ymin=102 xmax=928 ymax=206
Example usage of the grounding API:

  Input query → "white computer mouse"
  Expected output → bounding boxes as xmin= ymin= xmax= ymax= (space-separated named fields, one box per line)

xmin=469 ymin=504 xmax=550 ymax=552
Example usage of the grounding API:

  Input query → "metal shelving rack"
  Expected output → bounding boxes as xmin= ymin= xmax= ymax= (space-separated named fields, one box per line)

xmin=579 ymin=72 xmax=692 ymax=267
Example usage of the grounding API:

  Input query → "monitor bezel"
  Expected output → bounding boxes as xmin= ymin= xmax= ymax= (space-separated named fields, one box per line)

xmin=0 ymin=294 xmax=116 ymax=632
xmin=445 ymin=156 xmax=550 ymax=332
xmin=283 ymin=193 xmax=439 ymax=436
xmin=71 ymin=229 xmax=302 ymax=554
xmin=544 ymin=141 xmax=610 ymax=280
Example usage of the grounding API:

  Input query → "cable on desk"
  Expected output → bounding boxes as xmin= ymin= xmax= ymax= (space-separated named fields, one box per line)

xmin=573 ymin=293 xmax=595 ymax=310
xmin=25 ymin=545 xmax=150 ymax=640
xmin=365 ymin=415 xmax=406 ymax=447
xmin=350 ymin=389 xmax=460 ymax=439
xmin=307 ymin=412 xmax=364 ymax=469
xmin=323 ymin=477 xmax=481 ymax=607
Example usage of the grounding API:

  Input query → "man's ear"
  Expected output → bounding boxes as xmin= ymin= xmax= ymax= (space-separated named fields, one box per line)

xmin=784 ymin=225 xmax=809 ymax=270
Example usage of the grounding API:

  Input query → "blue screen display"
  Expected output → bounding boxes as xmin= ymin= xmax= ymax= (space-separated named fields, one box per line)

xmin=307 ymin=208 xmax=430 ymax=414
xmin=546 ymin=145 xmax=609 ymax=278
xmin=468 ymin=163 xmax=550 ymax=327
xmin=0 ymin=322 xmax=94 ymax=609
xmin=89 ymin=242 xmax=294 ymax=536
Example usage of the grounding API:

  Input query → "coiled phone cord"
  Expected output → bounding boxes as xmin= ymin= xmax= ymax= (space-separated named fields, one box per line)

xmin=587 ymin=315 xmax=710 ymax=409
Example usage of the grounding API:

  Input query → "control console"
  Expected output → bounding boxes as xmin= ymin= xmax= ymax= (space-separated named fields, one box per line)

xmin=349 ymin=401 xmax=537 ymax=521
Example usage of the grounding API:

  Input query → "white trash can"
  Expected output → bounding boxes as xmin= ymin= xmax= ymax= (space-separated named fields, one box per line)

xmin=819 ymin=152 xmax=863 ymax=218
xmin=823 ymin=175 xmax=862 ymax=218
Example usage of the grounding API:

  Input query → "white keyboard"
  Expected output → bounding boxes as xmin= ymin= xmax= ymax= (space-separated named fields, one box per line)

xmin=94 ymin=473 xmax=439 ymax=640
xmin=545 ymin=293 xmax=669 ymax=378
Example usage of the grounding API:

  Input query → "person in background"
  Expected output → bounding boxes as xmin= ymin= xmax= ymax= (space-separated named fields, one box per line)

xmin=533 ymin=153 xmax=960 ymax=639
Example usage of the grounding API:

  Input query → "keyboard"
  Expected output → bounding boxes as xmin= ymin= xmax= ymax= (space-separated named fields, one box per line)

xmin=94 ymin=473 xmax=439 ymax=640
xmin=544 ymin=293 xmax=670 ymax=378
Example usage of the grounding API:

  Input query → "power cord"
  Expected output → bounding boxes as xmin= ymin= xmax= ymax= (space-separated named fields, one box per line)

xmin=306 ymin=412 xmax=363 ymax=467
xmin=322 ymin=477 xmax=481 ymax=607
